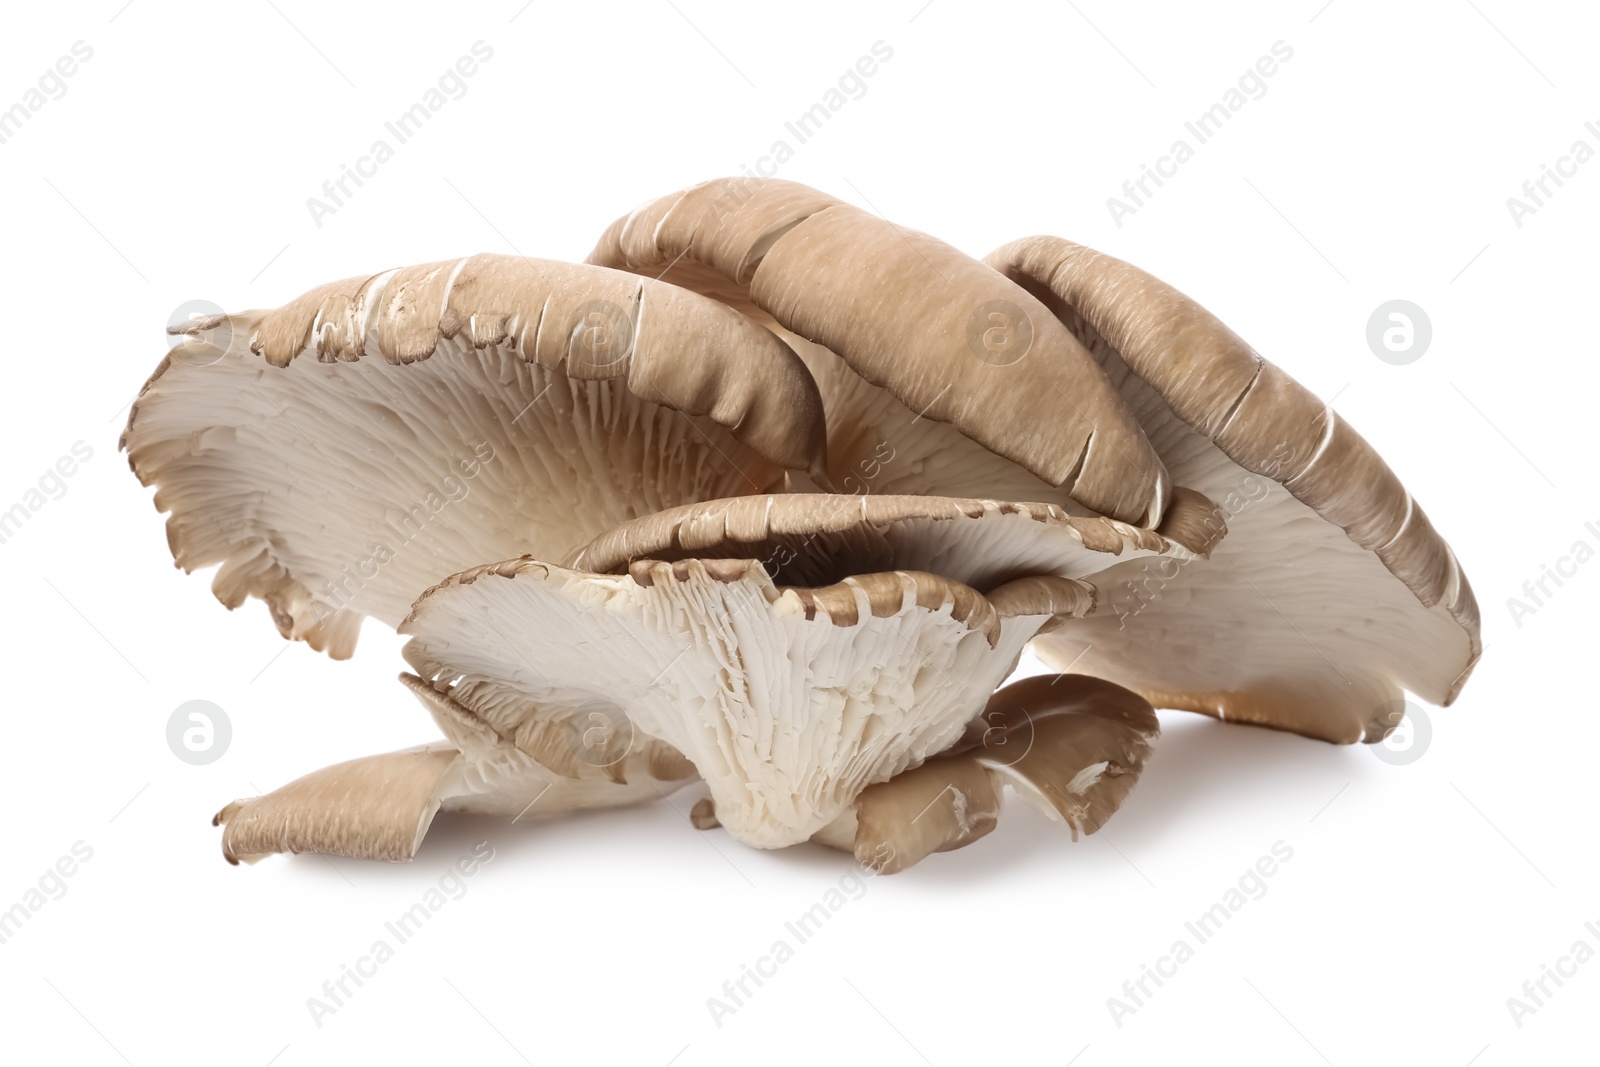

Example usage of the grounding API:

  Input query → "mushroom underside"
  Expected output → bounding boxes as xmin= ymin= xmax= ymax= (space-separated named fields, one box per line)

xmin=400 ymin=555 xmax=1093 ymax=848
xmin=124 ymin=253 xmax=824 ymax=658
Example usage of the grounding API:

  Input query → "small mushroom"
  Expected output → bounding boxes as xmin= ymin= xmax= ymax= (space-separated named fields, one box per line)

xmin=590 ymin=178 xmax=1171 ymax=525
xmin=985 ymin=237 xmax=1481 ymax=742
xmin=816 ymin=674 xmax=1159 ymax=873
xmin=123 ymin=254 xmax=826 ymax=657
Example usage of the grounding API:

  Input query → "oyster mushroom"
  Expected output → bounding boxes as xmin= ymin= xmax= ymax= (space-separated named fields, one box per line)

xmin=589 ymin=177 xmax=1172 ymax=526
xmin=129 ymin=180 xmax=1482 ymax=871
xmin=123 ymin=254 xmax=826 ymax=658
xmin=398 ymin=500 xmax=1195 ymax=850
xmin=984 ymin=237 xmax=1481 ymax=742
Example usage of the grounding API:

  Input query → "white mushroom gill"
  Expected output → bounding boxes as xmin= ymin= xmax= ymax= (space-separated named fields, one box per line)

xmin=400 ymin=558 xmax=1065 ymax=848
xmin=124 ymin=254 xmax=824 ymax=658
xmin=129 ymin=342 xmax=774 ymax=655
xmin=398 ymin=674 xmax=693 ymax=819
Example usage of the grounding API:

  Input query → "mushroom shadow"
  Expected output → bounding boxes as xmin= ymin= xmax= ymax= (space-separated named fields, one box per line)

xmin=328 ymin=710 xmax=1371 ymax=885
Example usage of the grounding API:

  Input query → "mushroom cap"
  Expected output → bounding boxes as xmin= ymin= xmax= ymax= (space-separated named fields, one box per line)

xmin=566 ymin=492 xmax=1206 ymax=593
xmin=986 ymin=236 xmax=1481 ymax=742
xmin=968 ymin=673 xmax=1159 ymax=836
xmin=399 ymin=555 xmax=1094 ymax=848
xmin=816 ymin=673 xmax=1159 ymax=873
xmin=589 ymin=177 xmax=1172 ymax=526
xmin=123 ymin=254 xmax=826 ymax=657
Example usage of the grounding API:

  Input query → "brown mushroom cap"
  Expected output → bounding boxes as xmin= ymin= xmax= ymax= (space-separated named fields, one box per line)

xmin=567 ymin=492 xmax=1207 ymax=594
xmin=822 ymin=673 xmax=1159 ymax=873
xmin=846 ymin=755 xmax=1001 ymax=875
xmin=970 ymin=673 xmax=1159 ymax=836
xmin=986 ymin=236 xmax=1481 ymax=742
xmin=400 ymin=555 xmax=1091 ymax=848
xmin=589 ymin=177 xmax=1172 ymax=527
xmin=124 ymin=254 xmax=826 ymax=657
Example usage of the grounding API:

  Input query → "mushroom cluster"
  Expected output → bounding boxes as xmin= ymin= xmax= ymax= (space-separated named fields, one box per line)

xmin=124 ymin=178 xmax=1480 ymax=872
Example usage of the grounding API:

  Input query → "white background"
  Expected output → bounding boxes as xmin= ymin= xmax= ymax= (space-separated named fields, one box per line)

xmin=1 ymin=2 xmax=1596 ymax=1064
